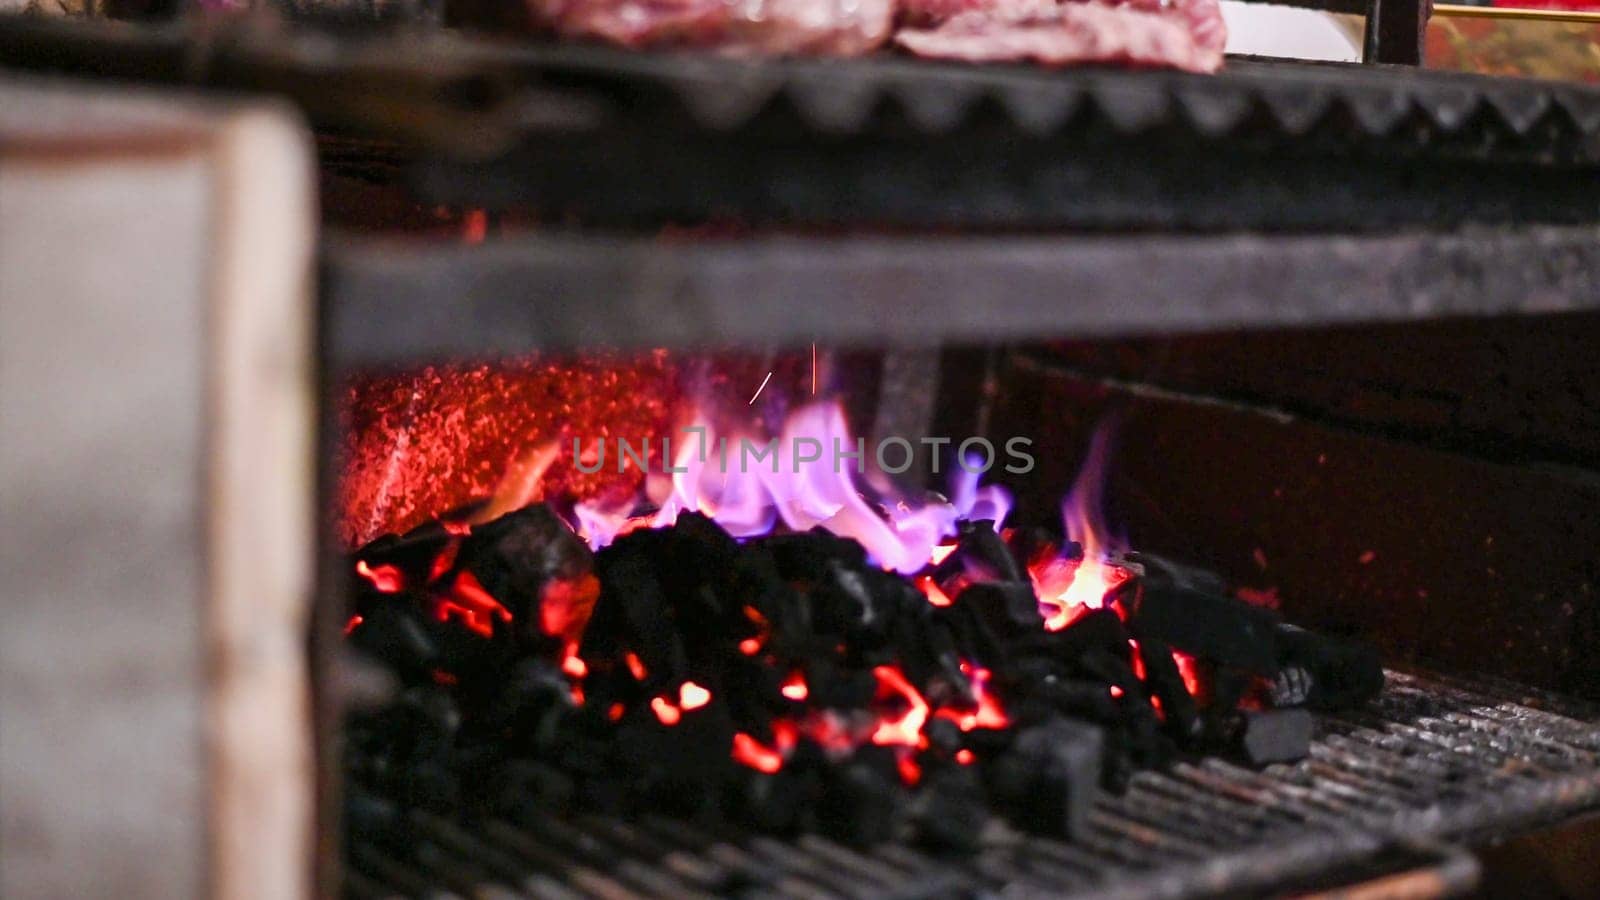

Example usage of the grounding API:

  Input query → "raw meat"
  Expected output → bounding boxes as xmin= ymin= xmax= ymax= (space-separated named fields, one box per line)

xmin=895 ymin=0 xmax=1226 ymax=73
xmin=528 ymin=0 xmax=897 ymax=55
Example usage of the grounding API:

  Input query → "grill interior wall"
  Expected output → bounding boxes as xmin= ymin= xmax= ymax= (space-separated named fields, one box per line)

xmin=969 ymin=316 xmax=1600 ymax=702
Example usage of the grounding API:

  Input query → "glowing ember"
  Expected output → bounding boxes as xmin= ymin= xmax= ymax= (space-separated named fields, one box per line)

xmin=650 ymin=696 xmax=681 ymax=725
xmin=625 ymin=652 xmax=648 ymax=681
xmin=955 ymin=749 xmax=975 ymax=765
xmin=679 ymin=681 xmax=712 ymax=710
xmin=343 ymin=615 xmax=364 ymax=636
xmin=780 ymin=671 xmax=809 ymax=701
xmin=739 ymin=638 xmax=763 ymax=656
xmin=427 ymin=540 xmax=460 ymax=583
xmin=870 ymin=666 xmax=931 ymax=747
xmin=437 ymin=570 xmax=513 ymax=638
xmin=732 ymin=732 xmax=784 ymax=774
xmin=897 ymin=756 xmax=922 ymax=785
xmin=936 ymin=666 xmax=1009 ymax=731
xmin=539 ymin=573 xmax=600 ymax=641
xmin=355 ymin=560 xmax=404 ymax=593
xmin=1174 ymin=651 xmax=1203 ymax=696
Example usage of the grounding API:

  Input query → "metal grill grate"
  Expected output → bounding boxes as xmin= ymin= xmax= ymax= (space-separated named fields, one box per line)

xmin=343 ymin=670 xmax=1600 ymax=899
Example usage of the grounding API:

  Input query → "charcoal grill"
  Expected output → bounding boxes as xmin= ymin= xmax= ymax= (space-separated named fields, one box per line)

xmin=9 ymin=18 xmax=1600 ymax=229
xmin=342 ymin=670 xmax=1600 ymax=898
xmin=7 ymin=13 xmax=1600 ymax=900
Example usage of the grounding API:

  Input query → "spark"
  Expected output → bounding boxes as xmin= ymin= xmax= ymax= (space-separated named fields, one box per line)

xmin=749 ymin=371 xmax=774 ymax=405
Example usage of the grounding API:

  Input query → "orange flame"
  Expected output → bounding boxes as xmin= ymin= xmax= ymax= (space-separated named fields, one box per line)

xmin=916 ymin=576 xmax=955 ymax=608
xmin=1029 ymin=420 xmax=1133 ymax=629
xmin=471 ymin=441 xmax=560 ymax=527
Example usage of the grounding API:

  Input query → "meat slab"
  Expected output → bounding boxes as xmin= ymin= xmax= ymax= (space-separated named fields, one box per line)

xmin=528 ymin=0 xmax=898 ymax=56
xmin=525 ymin=0 xmax=1227 ymax=72
xmin=895 ymin=0 xmax=1227 ymax=74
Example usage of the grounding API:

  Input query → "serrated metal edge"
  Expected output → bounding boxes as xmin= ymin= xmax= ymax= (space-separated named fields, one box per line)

xmin=995 ymin=81 xmax=1084 ymax=137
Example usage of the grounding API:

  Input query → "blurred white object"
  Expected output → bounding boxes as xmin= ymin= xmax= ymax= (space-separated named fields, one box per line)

xmin=1220 ymin=0 xmax=1363 ymax=61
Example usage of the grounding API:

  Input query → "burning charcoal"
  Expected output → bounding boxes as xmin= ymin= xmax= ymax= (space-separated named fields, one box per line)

xmin=1095 ymin=728 xmax=1136 ymax=795
xmin=891 ymin=603 xmax=963 ymax=692
xmin=1034 ymin=607 xmax=1131 ymax=659
xmin=1005 ymin=527 xmax=1079 ymax=568
xmin=481 ymin=659 xmax=576 ymax=754
xmin=817 ymin=749 xmax=903 ymax=846
xmin=736 ymin=762 xmax=817 ymax=835
xmin=1132 ymin=636 xmax=1202 ymax=744
xmin=933 ymin=602 xmax=1004 ymax=671
xmin=1133 ymin=586 xmax=1281 ymax=674
xmin=1227 ymin=709 xmax=1314 ymax=765
xmin=959 ymin=581 xmax=1044 ymax=639
xmin=1202 ymin=665 xmax=1252 ymax=742
xmin=1029 ymin=676 xmax=1124 ymax=723
xmin=764 ymin=528 xmax=870 ymax=578
xmin=348 ymin=597 xmax=440 ymax=680
xmin=805 ymin=659 xmax=878 ymax=709
xmin=614 ymin=692 xmax=738 ymax=808
xmin=723 ymin=658 xmax=789 ymax=728
xmin=486 ymin=759 xmax=576 ymax=819
xmin=812 ymin=559 xmax=903 ymax=645
xmin=1076 ymin=647 xmax=1145 ymax=705
xmin=352 ymin=521 xmax=458 ymax=593
xmin=988 ymin=719 xmax=1103 ymax=839
xmin=1122 ymin=703 xmax=1175 ymax=769
xmin=458 ymin=504 xmax=596 ymax=646
xmin=911 ymin=767 xmax=986 ymax=853
xmin=923 ymin=717 xmax=965 ymax=755
xmin=357 ymin=685 xmax=462 ymax=768
xmin=1272 ymin=625 xmax=1385 ymax=710
xmin=1124 ymin=551 xmax=1229 ymax=595
xmin=586 ymin=547 xmax=688 ymax=686
xmin=940 ymin=520 xmax=1025 ymax=583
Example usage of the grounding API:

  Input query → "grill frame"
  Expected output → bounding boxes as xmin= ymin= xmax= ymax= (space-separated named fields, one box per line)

xmin=343 ymin=669 xmax=1600 ymax=899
